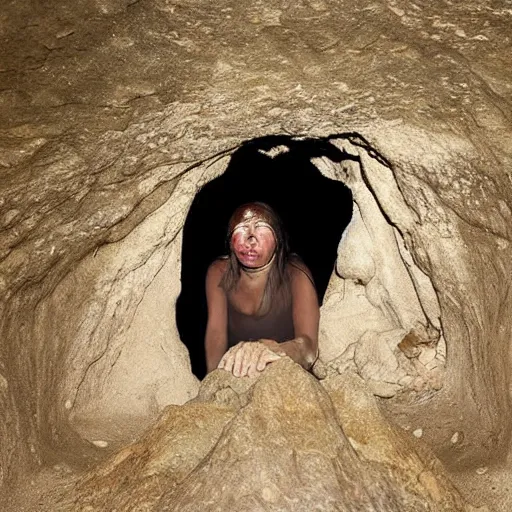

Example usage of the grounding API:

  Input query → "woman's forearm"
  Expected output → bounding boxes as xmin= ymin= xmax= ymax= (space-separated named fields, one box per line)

xmin=205 ymin=333 xmax=228 ymax=373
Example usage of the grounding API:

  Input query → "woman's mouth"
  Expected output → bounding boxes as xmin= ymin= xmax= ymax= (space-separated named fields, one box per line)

xmin=237 ymin=250 xmax=259 ymax=263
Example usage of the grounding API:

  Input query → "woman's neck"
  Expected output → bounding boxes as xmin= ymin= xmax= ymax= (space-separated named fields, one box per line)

xmin=240 ymin=253 xmax=275 ymax=281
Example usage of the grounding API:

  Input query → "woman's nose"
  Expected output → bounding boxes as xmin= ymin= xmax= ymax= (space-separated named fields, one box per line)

xmin=244 ymin=233 xmax=257 ymax=246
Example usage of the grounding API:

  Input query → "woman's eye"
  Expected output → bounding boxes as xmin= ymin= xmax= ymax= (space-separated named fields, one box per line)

xmin=232 ymin=226 xmax=248 ymax=237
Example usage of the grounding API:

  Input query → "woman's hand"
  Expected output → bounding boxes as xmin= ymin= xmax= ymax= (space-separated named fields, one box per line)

xmin=218 ymin=340 xmax=285 ymax=378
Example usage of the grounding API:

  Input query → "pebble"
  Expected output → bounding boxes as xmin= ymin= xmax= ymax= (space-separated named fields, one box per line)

xmin=413 ymin=428 xmax=423 ymax=438
xmin=476 ymin=467 xmax=488 ymax=475
xmin=92 ymin=440 xmax=109 ymax=448
xmin=56 ymin=28 xmax=75 ymax=39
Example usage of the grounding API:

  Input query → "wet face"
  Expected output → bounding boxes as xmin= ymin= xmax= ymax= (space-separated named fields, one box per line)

xmin=230 ymin=207 xmax=277 ymax=269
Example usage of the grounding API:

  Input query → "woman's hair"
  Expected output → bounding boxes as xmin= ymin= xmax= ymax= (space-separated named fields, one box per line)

xmin=220 ymin=202 xmax=292 ymax=315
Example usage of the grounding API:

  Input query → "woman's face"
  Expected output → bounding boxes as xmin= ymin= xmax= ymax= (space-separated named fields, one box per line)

xmin=230 ymin=208 xmax=276 ymax=268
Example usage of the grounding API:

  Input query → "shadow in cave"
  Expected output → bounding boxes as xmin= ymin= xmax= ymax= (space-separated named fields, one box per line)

xmin=176 ymin=135 xmax=354 ymax=379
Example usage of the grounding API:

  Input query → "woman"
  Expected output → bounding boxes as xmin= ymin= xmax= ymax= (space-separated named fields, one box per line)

xmin=205 ymin=202 xmax=319 ymax=378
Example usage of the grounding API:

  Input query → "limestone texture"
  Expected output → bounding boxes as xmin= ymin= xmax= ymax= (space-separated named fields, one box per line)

xmin=70 ymin=360 xmax=475 ymax=512
xmin=0 ymin=0 xmax=511 ymax=510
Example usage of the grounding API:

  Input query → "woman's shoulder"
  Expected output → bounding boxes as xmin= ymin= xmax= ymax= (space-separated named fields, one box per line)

xmin=287 ymin=255 xmax=315 ymax=284
xmin=207 ymin=257 xmax=229 ymax=280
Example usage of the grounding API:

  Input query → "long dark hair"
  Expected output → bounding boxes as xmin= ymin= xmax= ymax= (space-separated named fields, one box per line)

xmin=220 ymin=202 xmax=292 ymax=315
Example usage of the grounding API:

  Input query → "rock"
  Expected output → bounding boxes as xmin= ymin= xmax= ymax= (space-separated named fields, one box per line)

xmin=353 ymin=328 xmax=406 ymax=390
xmin=0 ymin=0 xmax=512 ymax=506
xmin=322 ymin=371 xmax=468 ymax=510
xmin=451 ymin=432 xmax=464 ymax=445
xmin=72 ymin=361 xmax=470 ymax=511
xmin=74 ymin=401 xmax=235 ymax=511
xmin=414 ymin=428 xmax=424 ymax=439
xmin=91 ymin=441 xmax=108 ymax=448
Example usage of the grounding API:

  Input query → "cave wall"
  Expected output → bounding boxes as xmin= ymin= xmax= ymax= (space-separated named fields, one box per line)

xmin=316 ymin=132 xmax=512 ymax=466
xmin=37 ymin=172 xmax=203 ymax=447
xmin=1 ymin=0 xmax=512 ymax=489
xmin=317 ymin=141 xmax=446 ymax=398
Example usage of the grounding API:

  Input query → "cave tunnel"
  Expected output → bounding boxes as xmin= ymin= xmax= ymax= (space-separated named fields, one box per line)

xmin=3 ymin=0 xmax=512 ymax=508
xmin=176 ymin=135 xmax=354 ymax=379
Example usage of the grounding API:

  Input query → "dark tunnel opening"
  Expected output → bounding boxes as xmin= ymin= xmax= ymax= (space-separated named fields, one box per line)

xmin=176 ymin=135 xmax=354 ymax=378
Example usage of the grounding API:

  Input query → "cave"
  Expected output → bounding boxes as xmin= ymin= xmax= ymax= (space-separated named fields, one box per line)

xmin=176 ymin=135 xmax=353 ymax=378
xmin=1 ymin=0 xmax=512 ymax=510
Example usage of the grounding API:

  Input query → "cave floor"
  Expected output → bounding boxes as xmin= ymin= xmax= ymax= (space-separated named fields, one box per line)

xmin=450 ymin=464 xmax=512 ymax=512
xmin=1 ymin=440 xmax=511 ymax=511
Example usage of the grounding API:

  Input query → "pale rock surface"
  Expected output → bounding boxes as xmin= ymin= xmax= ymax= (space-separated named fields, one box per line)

xmin=0 ymin=0 xmax=511 ymax=510
xmin=69 ymin=360 xmax=477 ymax=512
xmin=316 ymin=150 xmax=446 ymax=398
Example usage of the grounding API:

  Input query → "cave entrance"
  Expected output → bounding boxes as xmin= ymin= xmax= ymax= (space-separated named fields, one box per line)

xmin=176 ymin=135 xmax=354 ymax=378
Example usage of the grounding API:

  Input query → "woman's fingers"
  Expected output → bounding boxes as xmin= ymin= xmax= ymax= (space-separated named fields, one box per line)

xmin=218 ymin=344 xmax=239 ymax=373
xmin=233 ymin=342 xmax=247 ymax=377
xmin=239 ymin=343 xmax=255 ymax=377
xmin=256 ymin=348 xmax=281 ymax=372
xmin=246 ymin=357 xmax=259 ymax=378
xmin=246 ymin=344 xmax=268 ymax=378
xmin=219 ymin=342 xmax=283 ymax=377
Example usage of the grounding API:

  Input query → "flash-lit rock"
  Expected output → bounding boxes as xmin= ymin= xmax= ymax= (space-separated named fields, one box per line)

xmin=71 ymin=361 xmax=471 ymax=511
xmin=1 ymin=0 xmax=511 ymax=510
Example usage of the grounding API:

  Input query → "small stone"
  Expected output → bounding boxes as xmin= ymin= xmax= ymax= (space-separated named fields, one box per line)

xmin=56 ymin=28 xmax=75 ymax=39
xmin=388 ymin=6 xmax=405 ymax=17
xmin=64 ymin=400 xmax=72 ymax=409
xmin=476 ymin=467 xmax=488 ymax=475
xmin=92 ymin=440 xmax=109 ymax=448
xmin=413 ymin=428 xmax=423 ymax=438
xmin=368 ymin=380 xmax=401 ymax=398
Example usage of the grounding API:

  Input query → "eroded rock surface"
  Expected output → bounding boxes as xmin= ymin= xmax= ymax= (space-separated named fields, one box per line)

xmin=1 ymin=0 xmax=511 ymax=510
xmin=69 ymin=360 xmax=475 ymax=511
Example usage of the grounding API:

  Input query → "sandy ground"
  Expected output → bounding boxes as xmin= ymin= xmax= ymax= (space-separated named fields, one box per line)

xmin=451 ymin=464 xmax=512 ymax=512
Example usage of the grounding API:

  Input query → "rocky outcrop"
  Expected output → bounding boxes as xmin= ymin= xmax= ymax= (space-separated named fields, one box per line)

xmin=0 ymin=0 xmax=511 ymax=502
xmin=71 ymin=360 xmax=476 ymax=511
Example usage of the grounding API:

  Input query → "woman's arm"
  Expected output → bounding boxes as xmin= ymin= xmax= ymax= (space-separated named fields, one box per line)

xmin=217 ymin=262 xmax=319 ymax=377
xmin=204 ymin=260 xmax=229 ymax=373
xmin=262 ymin=264 xmax=319 ymax=369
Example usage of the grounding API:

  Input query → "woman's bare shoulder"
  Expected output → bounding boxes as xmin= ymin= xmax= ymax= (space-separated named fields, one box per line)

xmin=287 ymin=256 xmax=315 ymax=287
xmin=288 ymin=255 xmax=312 ymax=276
xmin=207 ymin=257 xmax=229 ymax=279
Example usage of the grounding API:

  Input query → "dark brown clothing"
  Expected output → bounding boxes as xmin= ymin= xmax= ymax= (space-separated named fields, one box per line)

xmin=227 ymin=289 xmax=294 ymax=347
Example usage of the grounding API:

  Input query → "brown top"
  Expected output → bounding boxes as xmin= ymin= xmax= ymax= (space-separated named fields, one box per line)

xmin=227 ymin=288 xmax=294 ymax=347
